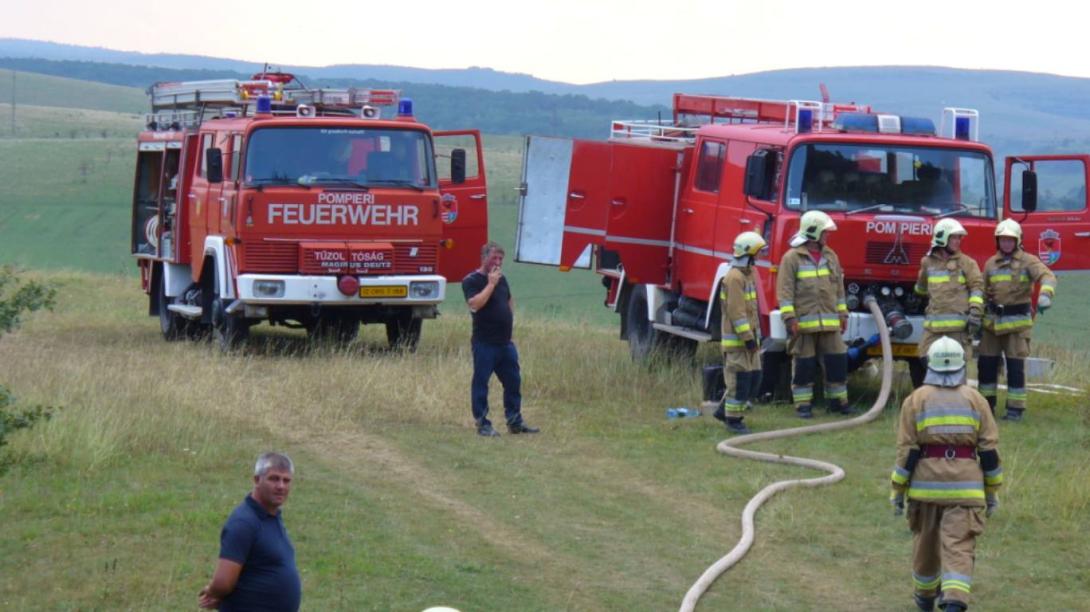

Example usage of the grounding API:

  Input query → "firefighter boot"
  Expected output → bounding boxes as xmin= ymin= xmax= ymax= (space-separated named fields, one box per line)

xmin=796 ymin=404 xmax=813 ymax=419
xmin=939 ymin=602 xmax=967 ymax=612
xmin=712 ymin=404 xmax=727 ymax=424
xmin=914 ymin=593 xmax=936 ymax=611
xmin=977 ymin=355 xmax=1001 ymax=413
xmin=1002 ymin=407 xmax=1024 ymax=422
xmin=725 ymin=417 xmax=751 ymax=435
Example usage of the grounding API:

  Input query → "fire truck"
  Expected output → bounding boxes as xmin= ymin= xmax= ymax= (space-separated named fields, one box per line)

xmin=515 ymin=93 xmax=1090 ymax=391
xmin=131 ymin=73 xmax=488 ymax=350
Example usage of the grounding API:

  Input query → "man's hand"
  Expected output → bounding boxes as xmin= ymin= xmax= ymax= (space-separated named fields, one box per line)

xmin=986 ymin=493 xmax=999 ymax=518
xmin=840 ymin=314 xmax=848 ymax=333
xmin=1037 ymin=293 xmax=1051 ymax=314
xmin=487 ymin=265 xmax=502 ymax=286
xmin=787 ymin=319 xmax=799 ymax=337
xmin=744 ymin=339 xmax=758 ymax=352
xmin=966 ymin=310 xmax=982 ymax=336
xmin=891 ymin=492 xmax=905 ymax=516
xmin=198 ymin=585 xmax=221 ymax=609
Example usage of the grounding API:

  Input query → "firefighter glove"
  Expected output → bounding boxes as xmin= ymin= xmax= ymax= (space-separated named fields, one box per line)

xmin=966 ymin=311 xmax=982 ymax=336
xmin=890 ymin=491 xmax=905 ymax=516
xmin=1037 ymin=293 xmax=1052 ymax=313
xmin=986 ymin=493 xmax=999 ymax=518
xmin=840 ymin=314 xmax=848 ymax=333
xmin=744 ymin=339 xmax=758 ymax=352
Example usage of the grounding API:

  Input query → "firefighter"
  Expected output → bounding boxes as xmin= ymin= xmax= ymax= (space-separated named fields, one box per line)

xmin=776 ymin=210 xmax=850 ymax=419
xmin=890 ymin=337 xmax=1002 ymax=612
xmin=712 ymin=231 xmax=767 ymax=434
xmin=978 ymin=219 xmax=1057 ymax=422
xmin=911 ymin=218 xmax=984 ymax=387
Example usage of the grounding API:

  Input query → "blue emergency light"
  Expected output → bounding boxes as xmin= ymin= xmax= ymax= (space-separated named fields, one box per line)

xmin=832 ymin=113 xmax=879 ymax=133
xmin=256 ymin=95 xmax=272 ymax=114
xmin=955 ymin=116 xmax=971 ymax=140
xmin=398 ymin=98 xmax=414 ymax=117
xmin=900 ymin=116 xmax=936 ymax=136
xmin=797 ymin=108 xmax=813 ymax=133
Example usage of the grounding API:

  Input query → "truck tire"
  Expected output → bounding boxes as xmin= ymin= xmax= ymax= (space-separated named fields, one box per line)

xmin=157 ymin=271 xmax=184 ymax=341
xmin=211 ymin=291 xmax=248 ymax=351
xmin=386 ymin=312 xmax=422 ymax=352
xmin=625 ymin=285 xmax=697 ymax=362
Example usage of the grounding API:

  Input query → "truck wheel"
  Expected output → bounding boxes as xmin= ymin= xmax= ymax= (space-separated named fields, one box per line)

xmin=211 ymin=294 xmax=248 ymax=351
xmin=386 ymin=313 xmax=422 ymax=352
xmin=626 ymin=286 xmax=664 ymax=361
xmin=157 ymin=272 xmax=184 ymax=341
xmin=308 ymin=315 xmax=359 ymax=346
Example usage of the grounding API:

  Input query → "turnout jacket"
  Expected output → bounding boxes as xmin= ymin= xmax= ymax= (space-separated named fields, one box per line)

xmin=776 ymin=245 xmax=847 ymax=333
xmin=891 ymin=384 xmax=1002 ymax=507
xmin=913 ymin=251 xmax=984 ymax=332
xmin=982 ymin=250 xmax=1057 ymax=335
xmin=720 ymin=265 xmax=760 ymax=352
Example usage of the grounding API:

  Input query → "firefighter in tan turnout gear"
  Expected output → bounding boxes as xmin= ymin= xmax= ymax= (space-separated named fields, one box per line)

xmin=912 ymin=218 xmax=985 ymax=387
xmin=890 ymin=337 xmax=1002 ymax=612
xmin=978 ymin=219 xmax=1057 ymax=422
xmin=776 ymin=210 xmax=850 ymax=419
xmin=712 ymin=231 xmax=767 ymax=435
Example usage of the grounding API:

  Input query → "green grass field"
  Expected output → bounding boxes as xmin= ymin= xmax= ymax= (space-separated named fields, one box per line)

xmin=2 ymin=74 xmax=1090 ymax=610
xmin=0 ymin=273 xmax=1087 ymax=610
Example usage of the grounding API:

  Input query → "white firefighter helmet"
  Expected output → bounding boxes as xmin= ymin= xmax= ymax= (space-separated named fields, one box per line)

xmin=931 ymin=218 xmax=968 ymax=249
xmin=732 ymin=231 xmax=767 ymax=259
xmin=927 ymin=336 xmax=966 ymax=372
xmin=798 ymin=210 xmax=837 ymax=242
xmin=994 ymin=218 xmax=1023 ymax=248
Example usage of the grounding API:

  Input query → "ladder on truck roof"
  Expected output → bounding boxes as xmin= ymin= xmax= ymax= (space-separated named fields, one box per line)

xmin=609 ymin=94 xmax=872 ymax=144
xmin=145 ymin=73 xmax=400 ymax=130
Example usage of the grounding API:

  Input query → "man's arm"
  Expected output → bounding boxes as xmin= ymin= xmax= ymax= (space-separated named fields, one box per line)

xmin=198 ymin=558 xmax=243 ymax=609
xmin=466 ymin=268 xmax=502 ymax=312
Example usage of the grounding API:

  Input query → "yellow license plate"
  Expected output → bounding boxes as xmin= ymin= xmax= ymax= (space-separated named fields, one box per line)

xmin=868 ymin=343 xmax=918 ymax=358
xmin=359 ymin=286 xmax=407 ymax=298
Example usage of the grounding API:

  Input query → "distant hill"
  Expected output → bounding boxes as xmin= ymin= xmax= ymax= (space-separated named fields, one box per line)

xmin=0 ymin=68 xmax=145 ymax=114
xmin=6 ymin=38 xmax=1090 ymax=157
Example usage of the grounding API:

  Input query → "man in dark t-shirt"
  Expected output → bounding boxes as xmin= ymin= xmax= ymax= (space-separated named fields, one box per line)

xmin=199 ymin=452 xmax=301 ymax=612
xmin=462 ymin=241 xmax=540 ymax=437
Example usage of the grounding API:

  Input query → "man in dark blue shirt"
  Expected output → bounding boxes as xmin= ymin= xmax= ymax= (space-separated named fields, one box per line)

xmin=462 ymin=241 xmax=540 ymax=437
xmin=199 ymin=452 xmax=302 ymax=611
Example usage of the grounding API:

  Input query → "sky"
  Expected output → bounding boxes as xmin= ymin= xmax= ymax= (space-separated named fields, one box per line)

xmin=3 ymin=0 xmax=1086 ymax=84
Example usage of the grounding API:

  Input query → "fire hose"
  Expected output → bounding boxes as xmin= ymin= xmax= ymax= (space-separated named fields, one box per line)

xmin=680 ymin=296 xmax=894 ymax=611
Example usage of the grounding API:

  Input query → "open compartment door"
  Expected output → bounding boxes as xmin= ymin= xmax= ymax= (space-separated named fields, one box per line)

xmin=1005 ymin=154 xmax=1090 ymax=271
xmin=436 ymin=130 xmax=489 ymax=280
xmin=516 ymin=136 xmax=611 ymax=268
xmin=602 ymin=143 xmax=679 ymax=285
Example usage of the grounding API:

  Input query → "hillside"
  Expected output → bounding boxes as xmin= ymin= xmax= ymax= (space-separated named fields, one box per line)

xmin=0 ymin=67 xmax=145 ymax=114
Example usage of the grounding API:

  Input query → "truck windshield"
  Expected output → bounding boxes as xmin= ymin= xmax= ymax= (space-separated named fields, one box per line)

xmin=785 ymin=143 xmax=996 ymax=218
xmin=244 ymin=127 xmax=436 ymax=189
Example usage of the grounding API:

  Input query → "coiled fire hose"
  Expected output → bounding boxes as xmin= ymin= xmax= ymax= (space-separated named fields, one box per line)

xmin=680 ymin=296 xmax=894 ymax=611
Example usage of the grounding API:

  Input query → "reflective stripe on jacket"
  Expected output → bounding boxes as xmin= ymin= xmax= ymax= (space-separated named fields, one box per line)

xmin=914 ymin=251 xmax=984 ymax=332
xmin=983 ymin=250 xmax=1057 ymax=335
xmin=776 ymin=245 xmax=847 ymax=334
xmin=891 ymin=384 xmax=1001 ymax=507
xmin=720 ymin=266 xmax=760 ymax=352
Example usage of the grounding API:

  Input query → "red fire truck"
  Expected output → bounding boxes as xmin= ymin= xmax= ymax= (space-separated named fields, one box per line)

xmin=515 ymin=93 xmax=1090 ymax=390
xmin=131 ymin=73 xmax=488 ymax=350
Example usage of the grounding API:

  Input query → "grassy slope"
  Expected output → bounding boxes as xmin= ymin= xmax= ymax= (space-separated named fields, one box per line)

xmin=0 ymin=68 xmax=146 ymax=115
xmin=0 ymin=273 xmax=1087 ymax=610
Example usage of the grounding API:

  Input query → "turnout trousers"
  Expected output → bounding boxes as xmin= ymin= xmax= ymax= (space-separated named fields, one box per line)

xmin=908 ymin=502 xmax=985 ymax=609
xmin=722 ymin=350 xmax=762 ymax=417
xmin=788 ymin=331 xmax=847 ymax=410
xmin=977 ymin=329 xmax=1031 ymax=415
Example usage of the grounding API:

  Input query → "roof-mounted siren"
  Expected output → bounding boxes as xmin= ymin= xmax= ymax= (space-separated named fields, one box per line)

xmin=361 ymin=105 xmax=380 ymax=119
xmin=941 ymin=107 xmax=979 ymax=141
xmin=256 ymin=95 xmax=273 ymax=117
xmin=296 ymin=104 xmax=315 ymax=118
xmin=876 ymin=114 xmax=901 ymax=134
xmin=788 ymin=100 xmax=824 ymax=133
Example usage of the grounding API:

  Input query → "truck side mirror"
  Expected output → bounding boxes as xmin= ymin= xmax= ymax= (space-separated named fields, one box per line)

xmin=451 ymin=148 xmax=467 ymax=184
xmin=1020 ymin=169 xmax=1037 ymax=212
xmin=206 ymin=147 xmax=224 ymax=184
xmin=744 ymin=151 xmax=771 ymax=199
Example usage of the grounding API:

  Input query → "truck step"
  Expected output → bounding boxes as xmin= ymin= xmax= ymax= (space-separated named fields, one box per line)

xmin=652 ymin=322 xmax=712 ymax=342
xmin=167 ymin=304 xmax=203 ymax=319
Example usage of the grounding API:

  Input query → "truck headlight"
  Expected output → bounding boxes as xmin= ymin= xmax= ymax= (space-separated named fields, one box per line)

xmin=409 ymin=281 xmax=439 ymax=299
xmin=253 ymin=280 xmax=285 ymax=298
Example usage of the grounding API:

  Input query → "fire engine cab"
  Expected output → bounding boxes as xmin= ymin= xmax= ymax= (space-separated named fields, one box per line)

xmin=516 ymin=93 xmax=1090 ymax=391
xmin=131 ymin=73 xmax=488 ymax=350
